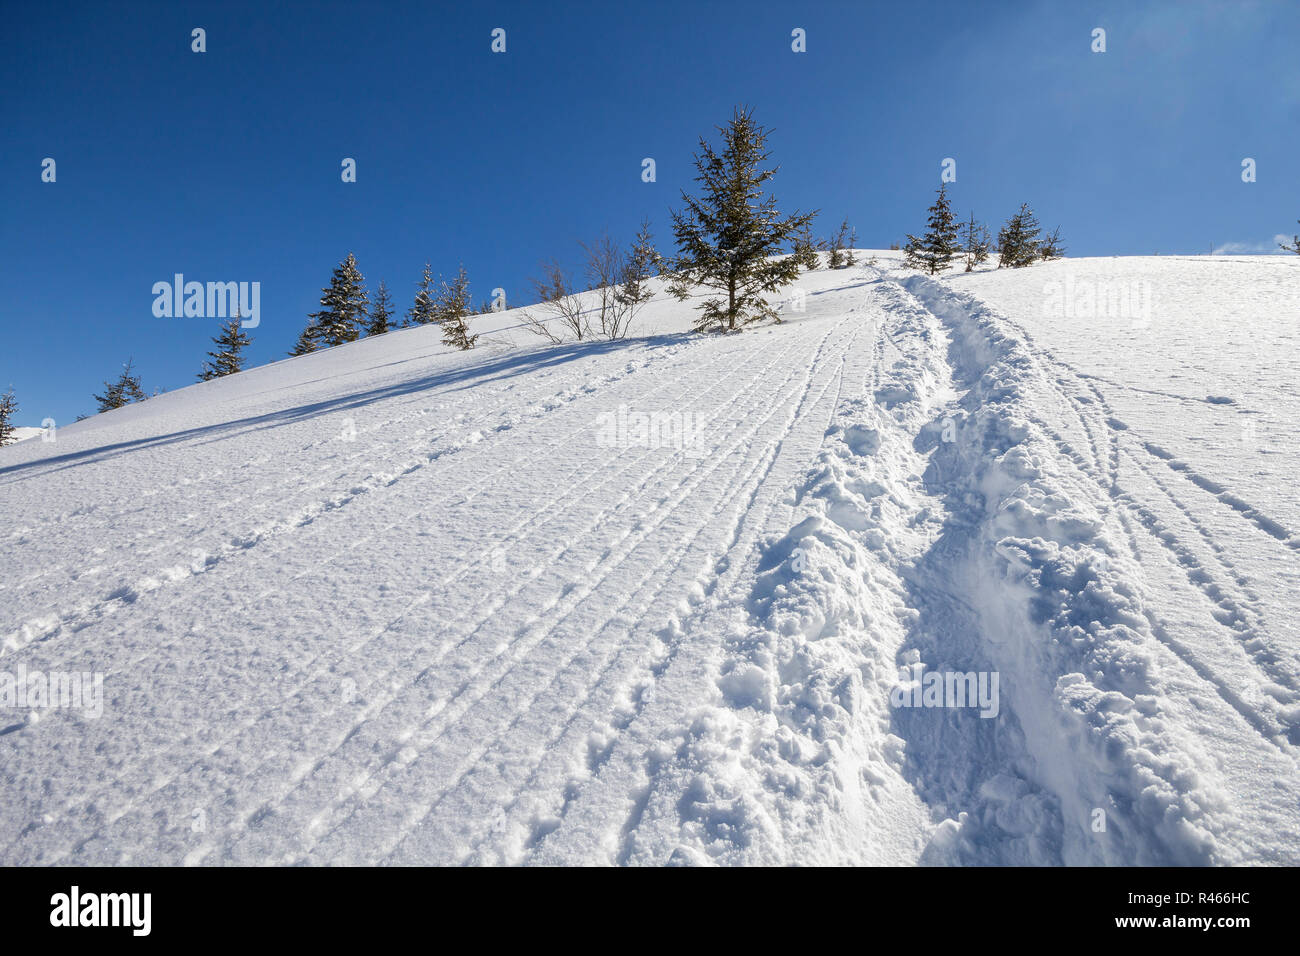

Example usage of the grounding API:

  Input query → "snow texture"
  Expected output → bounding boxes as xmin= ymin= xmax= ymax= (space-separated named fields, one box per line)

xmin=1 ymin=252 xmax=1297 ymax=865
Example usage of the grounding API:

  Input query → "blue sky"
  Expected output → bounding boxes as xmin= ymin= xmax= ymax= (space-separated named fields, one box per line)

xmin=3 ymin=0 xmax=1297 ymax=425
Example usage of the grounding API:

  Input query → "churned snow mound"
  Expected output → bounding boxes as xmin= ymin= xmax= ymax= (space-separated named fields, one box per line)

xmin=1 ymin=252 xmax=1296 ymax=865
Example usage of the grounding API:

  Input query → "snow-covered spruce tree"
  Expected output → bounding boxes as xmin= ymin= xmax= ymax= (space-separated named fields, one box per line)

xmin=903 ymin=184 xmax=960 ymax=275
xmin=407 ymin=262 xmax=438 ymax=326
xmin=826 ymin=219 xmax=857 ymax=269
xmin=198 ymin=313 xmax=252 ymax=381
xmin=959 ymin=212 xmax=991 ymax=271
xmin=1280 ymin=221 xmax=1300 ymax=254
xmin=435 ymin=264 xmax=478 ymax=350
xmin=791 ymin=219 xmax=822 ymax=271
xmin=1039 ymin=226 xmax=1066 ymax=260
xmin=94 ymin=358 xmax=146 ymax=413
xmin=368 ymin=280 xmax=395 ymax=335
xmin=289 ymin=325 xmax=318 ymax=356
xmin=308 ymin=252 xmax=368 ymax=346
xmin=668 ymin=107 xmax=816 ymax=332
xmin=996 ymin=203 xmax=1042 ymax=268
xmin=617 ymin=218 xmax=663 ymax=307
xmin=0 ymin=387 xmax=17 ymax=446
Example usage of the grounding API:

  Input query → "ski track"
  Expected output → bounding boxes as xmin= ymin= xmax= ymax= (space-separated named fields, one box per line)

xmin=3 ymin=255 xmax=1297 ymax=866
xmin=4 ymin=330 xmax=803 ymax=862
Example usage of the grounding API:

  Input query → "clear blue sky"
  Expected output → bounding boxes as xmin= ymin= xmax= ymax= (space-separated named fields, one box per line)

xmin=3 ymin=0 xmax=1297 ymax=425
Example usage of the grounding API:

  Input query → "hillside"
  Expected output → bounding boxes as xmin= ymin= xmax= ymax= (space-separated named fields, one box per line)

xmin=2 ymin=252 xmax=1297 ymax=865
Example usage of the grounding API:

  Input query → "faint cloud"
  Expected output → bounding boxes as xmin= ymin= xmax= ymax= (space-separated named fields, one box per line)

xmin=1211 ymin=237 xmax=1288 ymax=255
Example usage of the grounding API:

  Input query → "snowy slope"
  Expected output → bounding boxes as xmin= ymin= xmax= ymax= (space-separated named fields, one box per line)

xmin=1 ymin=253 xmax=1297 ymax=866
xmin=3 ymin=427 xmax=45 ymax=445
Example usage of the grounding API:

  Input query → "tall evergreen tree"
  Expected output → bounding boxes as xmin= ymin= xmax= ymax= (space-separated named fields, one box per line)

xmin=668 ymin=106 xmax=817 ymax=332
xmin=198 ymin=312 xmax=252 ymax=381
xmin=94 ymin=359 xmax=146 ymax=413
xmin=407 ymin=262 xmax=438 ymax=326
xmin=435 ymin=264 xmax=478 ymax=350
xmin=903 ymin=184 xmax=960 ymax=274
xmin=996 ymin=203 xmax=1042 ymax=268
xmin=307 ymin=252 xmax=368 ymax=346
xmin=368 ymin=280 xmax=395 ymax=335
xmin=0 ymin=387 xmax=17 ymax=446
xmin=617 ymin=218 xmax=663 ymax=306
xmin=959 ymin=213 xmax=992 ymax=271
xmin=1280 ymin=221 xmax=1300 ymax=254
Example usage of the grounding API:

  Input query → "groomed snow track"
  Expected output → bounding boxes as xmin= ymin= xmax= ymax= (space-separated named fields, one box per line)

xmin=2 ymin=256 xmax=1297 ymax=865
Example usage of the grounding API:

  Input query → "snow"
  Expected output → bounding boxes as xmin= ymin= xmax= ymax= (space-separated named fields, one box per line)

xmin=4 ymin=427 xmax=44 ymax=445
xmin=1 ymin=251 xmax=1297 ymax=865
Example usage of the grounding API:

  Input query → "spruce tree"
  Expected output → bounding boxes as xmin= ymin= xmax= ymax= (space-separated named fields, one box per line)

xmin=791 ymin=219 xmax=822 ymax=271
xmin=959 ymin=213 xmax=992 ymax=271
xmin=436 ymin=264 xmax=478 ymax=350
xmin=668 ymin=106 xmax=817 ymax=332
xmin=903 ymin=184 xmax=960 ymax=275
xmin=198 ymin=313 xmax=252 ymax=381
xmin=996 ymin=204 xmax=1042 ymax=268
xmin=1280 ymin=221 xmax=1300 ymax=254
xmin=289 ymin=326 xmax=318 ymax=356
xmin=826 ymin=219 xmax=857 ymax=269
xmin=308 ymin=252 xmax=368 ymax=346
xmin=1039 ymin=226 xmax=1066 ymax=260
xmin=617 ymin=218 xmax=663 ymax=306
xmin=407 ymin=262 xmax=438 ymax=326
xmin=94 ymin=359 xmax=146 ymax=413
xmin=0 ymin=387 xmax=17 ymax=446
xmin=368 ymin=280 xmax=395 ymax=335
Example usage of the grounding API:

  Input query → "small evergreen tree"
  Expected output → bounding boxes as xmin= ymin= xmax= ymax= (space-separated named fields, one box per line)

xmin=1039 ymin=226 xmax=1066 ymax=260
xmin=826 ymin=219 xmax=857 ymax=269
xmin=198 ymin=312 xmax=252 ymax=381
xmin=1280 ymin=221 xmax=1300 ymax=254
xmin=791 ymin=219 xmax=822 ymax=271
xmin=367 ymin=280 xmax=395 ymax=335
xmin=959 ymin=213 xmax=992 ymax=271
xmin=0 ymin=387 xmax=17 ymax=446
xmin=436 ymin=264 xmax=478 ymax=350
xmin=903 ymin=184 xmax=961 ymax=275
xmin=617 ymin=218 xmax=663 ymax=306
xmin=996 ymin=204 xmax=1042 ymax=268
xmin=668 ymin=106 xmax=817 ymax=332
xmin=407 ymin=262 xmax=438 ymax=326
xmin=309 ymin=252 xmax=368 ymax=346
xmin=289 ymin=326 xmax=318 ymax=356
xmin=94 ymin=359 xmax=146 ymax=412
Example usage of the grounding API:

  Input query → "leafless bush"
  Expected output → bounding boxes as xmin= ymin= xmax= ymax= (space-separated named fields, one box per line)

xmin=521 ymin=258 xmax=589 ymax=342
xmin=582 ymin=233 xmax=637 ymax=340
